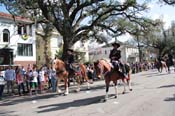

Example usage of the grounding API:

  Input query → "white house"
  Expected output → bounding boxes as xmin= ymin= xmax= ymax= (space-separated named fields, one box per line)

xmin=89 ymin=43 xmax=139 ymax=63
xmin=0 ymin=12 xmax=36 ymax=68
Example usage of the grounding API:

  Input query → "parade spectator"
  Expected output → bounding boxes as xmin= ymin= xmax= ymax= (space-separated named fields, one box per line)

xmin=25 ymin=66 xmax=31 ymax=93
xmin=15 ymin=67 xmax=25 ymax=96
xmin=39 ymin=67 xmax=46 ymax=93
xmin=49 ymin=67 xmax=57 ymax=92
xmin=87 ymin=65 xmax=94 ymax=81
xmin=5 ymin=66 xmax=16 ymax=95
xmin=29 ymin=65 xmax=38 ymax=95
xmin=0 ymin=71 xmax=6 ymax=100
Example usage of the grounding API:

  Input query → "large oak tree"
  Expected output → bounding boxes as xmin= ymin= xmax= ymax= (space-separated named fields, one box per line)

xmin=1 ymin=0 xmax=155 ymax=59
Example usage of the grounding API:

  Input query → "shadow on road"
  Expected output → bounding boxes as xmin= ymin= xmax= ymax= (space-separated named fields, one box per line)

xmin=0 ymin=111 xmax=17 ymax=116
xmin=141 ymin=72 xmax=158 ymax=76
xmin=0 ymin=84 xmax=106 ymax=106
xmin=146 ymin=73 xmax=169 ymax=78
xmin=157 ymin=84 xmax=175 ymax=89
xmin=37 ymin=95 xmax=105 ymax=113
xmin=164 ymin=94 xmax=175 ymax=101
xmin=0 ymin=93 xmax=59 ymax=106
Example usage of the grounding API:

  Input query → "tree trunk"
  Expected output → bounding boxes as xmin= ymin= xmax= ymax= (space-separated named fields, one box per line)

xmin=61 ymin=36 xmax=73 ymax=61
xmin=44 ymin=37 xmax=50 ymax=67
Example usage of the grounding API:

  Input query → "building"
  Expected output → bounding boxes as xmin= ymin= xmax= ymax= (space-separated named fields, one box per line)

xmin=35 ymin=25 xmax=63 ymax=67
xmin=89 ymin=43 xmax=139 ymax=63
xmin=0 ymin=12 xmax=36 ymax=68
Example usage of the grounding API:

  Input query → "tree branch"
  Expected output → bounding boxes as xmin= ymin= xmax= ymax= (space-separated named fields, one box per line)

xmin=162 ymin=0 xmax=175 ymax=5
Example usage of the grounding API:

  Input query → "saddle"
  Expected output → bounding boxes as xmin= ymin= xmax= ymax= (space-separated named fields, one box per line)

xmin=111 ymin=61 xmax=127 ymax=78
xmin=70 ymin=63 xmax=82 ymax=76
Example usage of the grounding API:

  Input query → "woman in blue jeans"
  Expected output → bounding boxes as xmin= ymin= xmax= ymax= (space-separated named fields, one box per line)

xmin=49 ymin=67 xmax=57 ymax=92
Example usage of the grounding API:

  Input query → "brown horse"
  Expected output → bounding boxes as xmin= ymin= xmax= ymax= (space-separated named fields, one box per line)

xmin=53 ymin=58 xmax=90 ymax=95
xmin=94 ymin=59 xmax=132 ymax=101
xmin=154 ymin=59 xmax=168 ymax=73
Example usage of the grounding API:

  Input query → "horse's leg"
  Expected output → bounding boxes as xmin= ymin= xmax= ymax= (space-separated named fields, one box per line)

xmin=164 ymin=63 xmax=168 ymax=72
xmin=82 ymin=72 xmax=91 ymax=89
xmin=104 ymin=77 xmax=110 ymax=101
xmin=56 ymin=77 xmax=62 ymax=94
xmin=113 ymin=81 xmax=118 ymax=98
xmin=127 ymin=73 xmax=132 ymax=91
xmin=168 ymin=65 xmax=171 ymax=73
xmin=122 ymin=79 xmax=126 ymax=94
xmin=75 ymin=76 xmax=81 ymax=92
xmin=64 ymin=77 xmax=69 ymax=95
xmin=160 ymin=65 xmax=163 ymax=73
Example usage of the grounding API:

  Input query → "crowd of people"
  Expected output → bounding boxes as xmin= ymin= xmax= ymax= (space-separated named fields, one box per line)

xmin=0 ymin=64 xmax=58 ymax=99
xmin=0 ymin=60 xmax=164 ymax=100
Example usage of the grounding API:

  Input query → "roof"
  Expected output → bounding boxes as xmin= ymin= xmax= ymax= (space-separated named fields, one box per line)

xmin=0 ymin=12 xmax=33 ymax=23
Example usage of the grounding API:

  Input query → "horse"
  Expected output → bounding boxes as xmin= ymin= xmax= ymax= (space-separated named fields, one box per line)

xmin=165 ymin=58 xmax=175 ymax=73
xmin=154 ymin=59 xmax=168 ymax=73
xmin=53 ymin=58 xmax=90 ymax=95
xmin=94 ymin=59 xmax=132 ymax=101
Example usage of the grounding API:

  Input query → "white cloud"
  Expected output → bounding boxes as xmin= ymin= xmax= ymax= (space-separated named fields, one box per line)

xmin=147 ymin=3 xmax=154 ymax=9
xmin=162 ymin=14 xmax=171 ymax=29
xmin=116 ymin=33 xmax=132 ymax=42
xmin=152 ymin=14 xmax=171 ymax=29
xmin=120 ymin=0 xmax=126 ymax=3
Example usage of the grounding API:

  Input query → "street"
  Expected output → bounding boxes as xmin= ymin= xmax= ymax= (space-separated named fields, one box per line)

xmin=0 ymin=69 xmax=175 ymax=116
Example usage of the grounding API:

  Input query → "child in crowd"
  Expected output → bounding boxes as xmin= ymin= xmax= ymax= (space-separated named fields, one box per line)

xmin=16 ymin=69 xmax=25 ymax=96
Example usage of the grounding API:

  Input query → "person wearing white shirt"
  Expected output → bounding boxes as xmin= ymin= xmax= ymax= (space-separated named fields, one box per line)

xmin=29 ymin=66 xmax=38 ymax=95
xmin=39 ymin=67 xmax=45 ymax=93
xmin=0 ymin=71 xmax=6 ymax=99
xmin=5 ymin=66 xmax=16 ymax=94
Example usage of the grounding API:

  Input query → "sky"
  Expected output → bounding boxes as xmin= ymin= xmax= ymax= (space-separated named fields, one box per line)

xmin=0 ymin=1 xmax=175 ymax=43
xmin=117 ymin=0 xmax=175 ymax=42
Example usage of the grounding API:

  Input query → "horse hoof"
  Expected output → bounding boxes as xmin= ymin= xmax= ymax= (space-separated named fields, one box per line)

xmin=64 ymin=92 xmax=69 ymax=95
xmin=75 ymin=89 xmax=80 ymax=92
xmin=122 ymin=91 xmax=126 ymax=94
xmin=103 ymin=99 xmax=107 ymax=102
xmin=114 ymin=96 xmax=118 ymax=99
xmin=130 ymin=89 xmax=133 ymax=91
xmin=57 ymin=89 xmax=62 ymax=94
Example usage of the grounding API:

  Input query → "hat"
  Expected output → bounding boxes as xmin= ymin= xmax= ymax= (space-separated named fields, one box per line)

xmin=67 ymin=48 xmax=74 ymax=53
xmin=112 ymin=42 xmax=120 ymax=47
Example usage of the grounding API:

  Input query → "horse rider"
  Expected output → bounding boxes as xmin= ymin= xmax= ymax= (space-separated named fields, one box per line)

xmin=109 ymin=42 xmax=126 ymax=77
xmin=168 ymin=52 xmax=174 ymax=65
xmin=65 ymin=48 xmax=75 ymax=71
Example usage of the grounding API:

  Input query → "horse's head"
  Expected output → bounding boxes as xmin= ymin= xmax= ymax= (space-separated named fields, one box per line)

xmin=94 ymin=60 xmax=104 ymax=78
xmin=52 ymin=59 xmax=65 ymax=71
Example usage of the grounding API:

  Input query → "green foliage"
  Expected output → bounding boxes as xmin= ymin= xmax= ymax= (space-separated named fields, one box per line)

xmin=1 ymin=0 xmax=156 ymax=59
xmin=133 ymin=20 xmax=175 ymax=57
xmin=55 ymin=46 xmax=63 ymax=59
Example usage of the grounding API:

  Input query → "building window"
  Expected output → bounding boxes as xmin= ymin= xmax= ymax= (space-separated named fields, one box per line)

xmin=17 ymin=43 xmax=33 ymax=56
xmin=105 ymin=50 xmax=107 ymax=54
xmin=3 ymin=29 xmax=10 ymax=42
xmin=18 ymin=25 xmax=22 ymax=34
xmin=18 ymin=24 xmax=32 ymax=35
xmin=29 ymin=25 xmax=33 ymax=36
xmin=23 ymin=26 xmax=27 ymax=34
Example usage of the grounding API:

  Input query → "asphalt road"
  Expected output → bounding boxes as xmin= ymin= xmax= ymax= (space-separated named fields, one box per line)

xmin=0 ymin=69 xmax=175 ymax=116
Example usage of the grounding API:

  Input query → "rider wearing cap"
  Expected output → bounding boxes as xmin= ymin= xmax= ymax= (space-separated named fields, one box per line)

xmin=109 ymin=42 xmax=126 ymax=77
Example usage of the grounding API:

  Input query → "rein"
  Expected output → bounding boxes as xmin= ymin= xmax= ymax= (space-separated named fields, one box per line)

xmin=56 ymin=68 xmax=67 ymax=75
